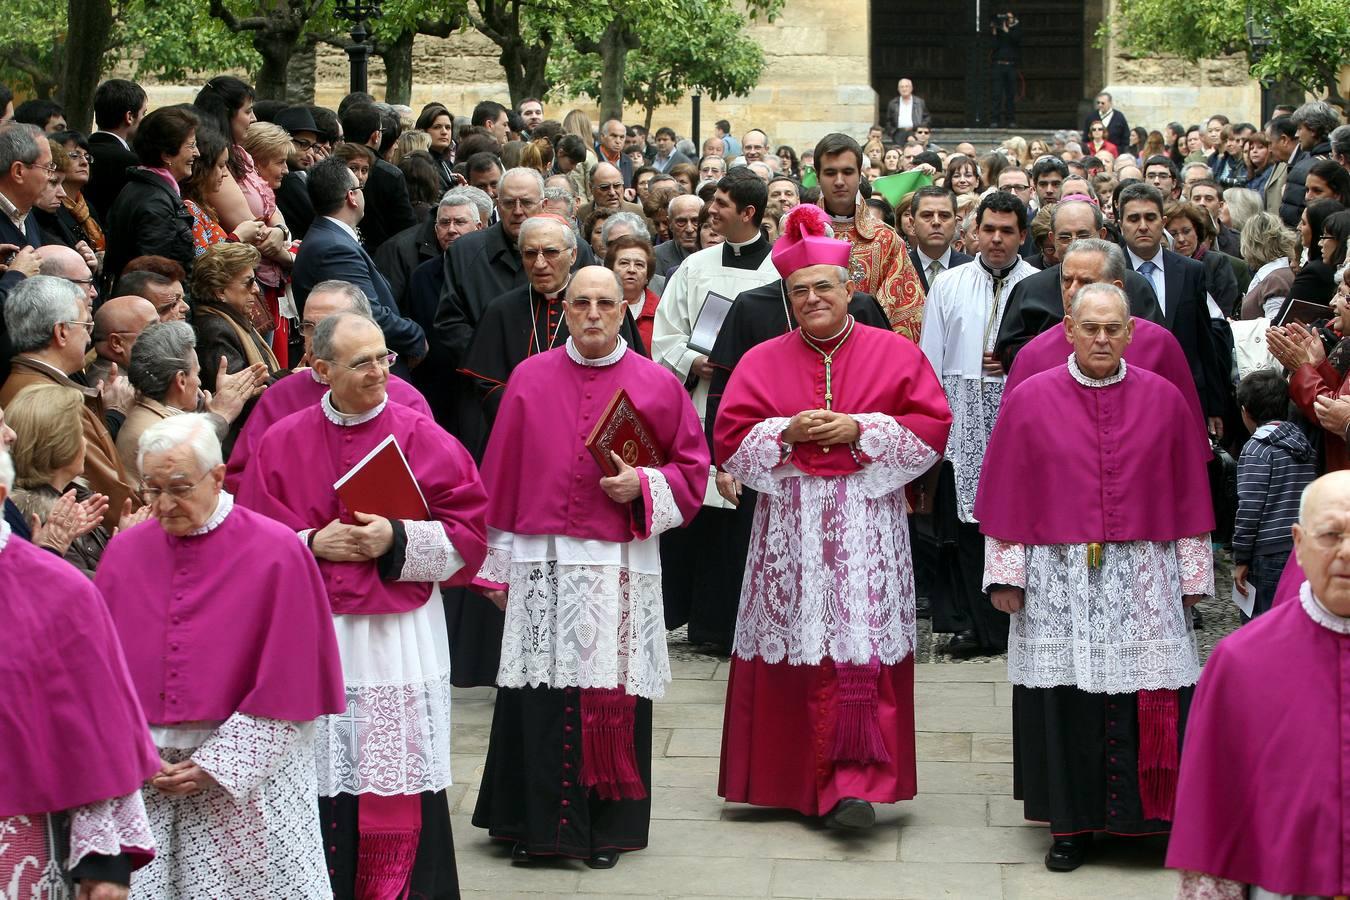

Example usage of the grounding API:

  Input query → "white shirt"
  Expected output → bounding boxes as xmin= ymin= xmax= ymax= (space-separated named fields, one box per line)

xmin=915 ymin=246 xmax=953 ymax=278
xmin=1127 ymin=246 xmax=1167 ymax=314
xmin=895 ymin=97 xmax=914 ymax=129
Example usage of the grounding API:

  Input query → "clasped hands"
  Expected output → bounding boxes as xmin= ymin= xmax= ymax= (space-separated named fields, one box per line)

xmin=782 ymin=409 xmax=860 ymax=447
xmin=150 ymin=757 xmax=217 ymax=797
xmin=311 ymin=512 xmax=394 ymax=562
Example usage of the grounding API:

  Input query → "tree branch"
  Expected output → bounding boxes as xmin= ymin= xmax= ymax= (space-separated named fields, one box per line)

xmin=208 ymin=0 xmax=267 ymax=32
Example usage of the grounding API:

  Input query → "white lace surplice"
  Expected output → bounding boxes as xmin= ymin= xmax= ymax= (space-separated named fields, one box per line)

xmin=311 ymin=519 xmax=463 ymax=797
xmin=134 ymin=714 xmax=330 ymax=900
xmin=0 ymin=793 xmax=154 ymax=900
xmin=490 ymin=468 xmax=683 ymax=700
xmin=942 ymin=374 xmax=1003 ymax=523
xmin=722 ymin=413 xmax=939 ymax=666
xmin=984 ymin=535 xmax=1214 ymax=694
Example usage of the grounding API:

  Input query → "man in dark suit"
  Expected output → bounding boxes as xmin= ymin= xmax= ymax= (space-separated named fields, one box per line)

xmin=291 ymin=158 xmax=426 ymax=372
xmin=907 ymin=187 xmax=973 ymax=291
xmin=1083 ymin=91 xmax=1130 ymax=150
xmin=1117 ymin=182 xmax=1226 ymax=431
xmin=996 ymin=199 xmax=1161 ymax=368
xmin=650 ymin=127 xmax=692 ymax=174
xmin=884 ymin=78 xmax=931 ymax=145
xmin=84 ymin=79 xmax=146 ymax=221
xmin=338 ymin=103 xmax=417 ymax=252
xmin=595 ymin=119 xmax=634 ymax=187
xmin=655 ymin=195 xmax=703 ymax=276
xmin=0 ymin=123 xmax=50 ymax=381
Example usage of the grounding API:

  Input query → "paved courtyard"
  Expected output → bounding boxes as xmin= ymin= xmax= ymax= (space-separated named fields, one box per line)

xmin=445 ymin=622 xmax=1222 ymax=899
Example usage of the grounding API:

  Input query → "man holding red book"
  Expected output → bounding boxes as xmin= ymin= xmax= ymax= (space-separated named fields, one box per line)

xmin=470 ymin=266 xmax=708 ymax=869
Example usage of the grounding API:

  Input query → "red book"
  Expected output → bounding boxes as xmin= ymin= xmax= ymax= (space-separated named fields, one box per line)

xmin=334 ymin=434 xmax=429 ymax=520
xmin=584 ymin=388 xmax=666 ymax=477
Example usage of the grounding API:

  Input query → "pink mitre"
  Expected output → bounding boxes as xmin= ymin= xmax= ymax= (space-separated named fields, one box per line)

xmin=771 ymin=203 xmax=852 ymax=278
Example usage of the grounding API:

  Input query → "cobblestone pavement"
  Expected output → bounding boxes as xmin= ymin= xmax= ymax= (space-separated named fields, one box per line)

xmin=447 ymin=554 xmax=1245 ymax=899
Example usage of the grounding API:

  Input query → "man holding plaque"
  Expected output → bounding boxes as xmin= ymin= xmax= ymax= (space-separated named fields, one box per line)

xmin=652 ymin=167 xmax=779 ymax=649
xmin=713 ymin=225 xmax=951 ymax=829
xmin=237 ymin=312 xmax=487 ymax=900
xmin=472 ymin=266 xmax=708 ymax=869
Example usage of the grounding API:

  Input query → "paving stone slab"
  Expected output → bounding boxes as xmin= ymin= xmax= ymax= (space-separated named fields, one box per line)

xmin=769 ymin=860 xmax=1004 ymax=899
xmin=898 ymin=824 xmax=1046 ymax=864
xmin=913 ymin=662 xmax=1006 ymax=683
xmin=666 ymin=728 xmax=725 ymax=758
xmin=647 ymin=816 xmax=900 ymax=862
xmin=574 ymin=854 xmax=775 ymax=896
xmin=916 ymin=705 xmax=1014 ymax=735
xmin=916 ymin=761 xmax=1014 ymax=796
xmin=970 ymin=733 xmax=1014 ymax=763
xmin=653 ymin=703 xmax=730 ymax=729
xmin=915 ymin=731 xmax=972 ymax=762
xmin=913 ymin=682 xmax=996 ymax=707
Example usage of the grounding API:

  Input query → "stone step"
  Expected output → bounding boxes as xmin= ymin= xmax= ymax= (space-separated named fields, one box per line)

xmin=928 ymin=127 xmax=1063 ymax=155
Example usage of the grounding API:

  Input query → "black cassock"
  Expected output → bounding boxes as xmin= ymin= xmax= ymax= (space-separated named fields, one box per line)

xmin=672 ymin=281 xmax=892 ymax=648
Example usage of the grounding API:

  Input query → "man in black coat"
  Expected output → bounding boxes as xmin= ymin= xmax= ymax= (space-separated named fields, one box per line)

xmin=907 ymin=187 xmax=974 ymax=292
xmin=373 ymin=211 xmax=438 ymax=316
xmin=339 ymin=103 xmax=417 ymax=252
xmin=272 ymin=105 xmax=320 ymax=241
xmin=1277 ymin=101 xmax=1338 ymax=228
xmin=1117 ymin=182 xmax=1227 ymax=428
xmin=0 ymin=124 xmax=45 ymax=382
xmin=1082 ymin=91 xmax=1130 ymax=150
xmin=996 ymin=199 xmax=1161 ymax=369
xmin=84 ymin=79 xmax=146 ymax=221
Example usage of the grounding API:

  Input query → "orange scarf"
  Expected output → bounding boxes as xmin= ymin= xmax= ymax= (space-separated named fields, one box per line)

xmin=63 ymin=194 xmax=105 ymax=251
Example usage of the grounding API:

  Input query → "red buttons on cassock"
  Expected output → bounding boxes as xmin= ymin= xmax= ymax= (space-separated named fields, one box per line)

xmin=562 ymin=781 xmax=571 ymax=788
xmin=564 ymin=707 xmax=573 ymax=713
xmin=560 ymin=817 xmax=569 ymax=825
xmin=564 ymin=725 xmax=573 ymax=733
xmin=561 ymin=799 xmax=570 ymax=807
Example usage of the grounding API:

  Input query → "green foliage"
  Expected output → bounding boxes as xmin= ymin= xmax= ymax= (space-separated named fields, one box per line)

xmin=1108 ymin=0 xmax=1350 ymax=99
xmin=122 ymin=0 xmax=259 ymax=83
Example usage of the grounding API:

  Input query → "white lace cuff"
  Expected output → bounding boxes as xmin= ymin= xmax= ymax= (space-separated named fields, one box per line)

xmin=722 ymin=416 xmax=794 ymax=495
xmin=982 ymin=537 xmax=1027 ymax=590
xmin=398 ymin=519 xmax=465 ymax=583
xmin=193 ymin=713 xmax=304 ymax=802
xmin=850 ymin=413 xmax=941 ymax=499
xmin=1177 ymin=534 xmax=1215 ymax=597
xmin=476 ymin=537 xmax=512 ymax=588
xmin=67 ymin=790 xmax=155 ymax=870
xmin=638 ymin=467 xmax=684 ymax=539
xmin=1175 ymin=870 xmax=1245 ymax=900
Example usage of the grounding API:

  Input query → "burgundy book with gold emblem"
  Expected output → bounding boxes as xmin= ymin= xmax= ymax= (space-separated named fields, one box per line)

xmin=584 ymin=388 xmax=666 ymax=477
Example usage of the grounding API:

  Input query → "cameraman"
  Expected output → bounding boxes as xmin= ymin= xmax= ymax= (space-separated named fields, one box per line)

xmin=990 ymin=10 xmax=1021 ymax=128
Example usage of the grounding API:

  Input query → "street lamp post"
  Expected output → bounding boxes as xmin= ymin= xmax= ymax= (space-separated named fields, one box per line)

xmin=335 ymin=0 xmax=383 ymax=96
xmin=1244 ymin=0 xmax=1274 ymax=125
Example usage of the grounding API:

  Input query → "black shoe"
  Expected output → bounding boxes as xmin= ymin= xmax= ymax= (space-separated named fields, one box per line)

xmin=1191 ymin=608 xmax=1204 ymax=629
xmin=943 ymin=630 xmax=980 ymax=656
xmin=510 ymin=842 xmax=532 ymax=863
xmin=1044 ymin=835 xmax=1091 ymax=872
xmin=586 ymin=849 xmax=620 ymax=869
xmin=823 ymin=797 xmax=876 ymax=830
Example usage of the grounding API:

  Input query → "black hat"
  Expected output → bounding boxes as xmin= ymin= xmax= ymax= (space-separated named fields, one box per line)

xmin=275 ymin=106 xmax=320 ymax=136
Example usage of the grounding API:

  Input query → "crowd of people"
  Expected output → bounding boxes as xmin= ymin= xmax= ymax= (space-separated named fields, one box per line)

xmin=1 ymin=70 xmax=1350 ymax=899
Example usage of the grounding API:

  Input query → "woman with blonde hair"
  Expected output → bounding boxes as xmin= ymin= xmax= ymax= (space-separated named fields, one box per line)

xmin=562 ymin=109 xmax=600 ymax=165
xmin=518 ymin=137 xmax=554 ymax=176
xmin=1001 ymin=135 xmax=1030 ymax=167
xmin=6 ymin=384 xmax=145 ymax=574
xmin=240 ymin=120 xmax=298 ymax=362
xmin=391 ymin=129 xmax=431 ymax=165
xmin=1238 ymin=212 xmax=1297 ymax=319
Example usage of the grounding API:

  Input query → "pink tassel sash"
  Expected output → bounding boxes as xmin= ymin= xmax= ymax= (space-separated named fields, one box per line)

xmin=1137 ymin=688 xmax=1180 ymax=822
xmin=581 ymin=687 xmax=647 ymax=800
xmin=832 ymin=660 xmax=891 ymax=764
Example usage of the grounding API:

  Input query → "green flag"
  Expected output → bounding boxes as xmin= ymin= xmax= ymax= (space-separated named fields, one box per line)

xmin=871 ymin=171 xmax=934 ymax=206
xmin=801 ymin=165 xmax=817 ymax=189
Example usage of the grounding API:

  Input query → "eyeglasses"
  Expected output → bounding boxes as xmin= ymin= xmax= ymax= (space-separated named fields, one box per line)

xmin=1309 ymin=530 xmax=1350 ymax=551
xmin=24 ymin=161 xmax=58 ymax=175
xmin=292 ymin=138 xmax=315 ymax=150
xmin=66 ymin=151 xmax=91 ymax=163
xmin=594 ymin=182 xmax=624 ymax=193
xmin=1074 ymin=322 xmax=1127 ymax=337
xmin=522 ymin=247 xmax=567 ymax=262
xmin=499 ymin=196 xmax=540 ymax=210
xmin=787 ymin=280 xmax=846 ymax=301
xmin=236 ymin=275 xmax=259 ymax=289
xmin=566 ymin=298 xmax=620 ymax=311
xmin=62 ymin=318 xmax=95 ymax=331
xmin=143 ymin=470 xmax=212 ymax=502
xmin=329 ymin=351 xmax=398 ymax=373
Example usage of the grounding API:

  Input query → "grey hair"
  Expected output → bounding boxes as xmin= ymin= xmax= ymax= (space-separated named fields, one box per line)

xmin=1061 ymin=238 xmax=1126 ymax=283
xmin=3 ymin=275 xmax=82 ymax=353
xmin=1239 ymin=212 xmax=1297 ymax=269
xmin=1332 ymin=124 xmax=1350 ymax=160
xmin=439 ymin=184 xmax=492 ymax=222
xmin=311 ymin=311 xmax=374 ymax=362
xmin=1291 ymin=101 xmax=1342 ymax=140
xmin=1069 ymin=281 xmax=1130 ymax=320
xmin=668 ymin=194 xmax=704 ymax=219
xmin=137 ymin=413 xmax=223 ymax=476
xmin=497 ymin=166 xmax=545 ymax=197
xmin=600 ymin=211 xmax=650 ymax=247
xmin=308 ymin=280 xmax=373 ymax=317
xmin=0 ymin=449 xmax=13 ymax=492
xmin=129 ymin=321 xmax=196 ymax=401
xmin=0 ymin=123 xmax=43 ymax=174
xmin=1180 ymin=161 xmax=1212 ymax=182
xmin=542 ymin=186 xmax=577 ymax=217
xmin=1222 ymin=188 xmax=1264 ymax=232
xmin=1050 ymin=199 xmax=1104 ymax=232
xmin=518 ymin=214 xmax=577 ymax=250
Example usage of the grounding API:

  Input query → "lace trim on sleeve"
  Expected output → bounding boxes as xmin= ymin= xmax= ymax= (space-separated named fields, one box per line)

xmin=640 ymin=467 xmax=684 ymax=537
xmin=1175 ymin=870 xmax=1246 ymax=900
xmin=1177 ymin=534 xmax=1215 ymax=597
xmin=67 ymin=790 xmax=155 ymax=870
xmin=850 ymin=412 xmax=941 ymax=499
xmin=192 ymin=713 xmax=303 ymax=802
xmin=398 ymin=519 xmax=465 ymax=583
xmin=477 ymin=543 xmax=512 ymax=586
xmin=983 ymin=537 xmax=1028 ymax=590
xmin=721 ymin=416 xmax=793 ymax=495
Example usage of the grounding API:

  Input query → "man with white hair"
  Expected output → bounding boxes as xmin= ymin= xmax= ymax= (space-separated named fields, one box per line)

xmin=95 ymin=413 xmax=346 ymax=897
xmin=239 ymin=313 xmax=487 ymax=899
xmin=976 ymin=281 xmax=1215 ymax=871
xmin=0 ymin=275 xmax=137 ymax=529
xmin=1168 ymin=470 xmax=1350 ymax=898
xmin=376 ymin=185 xmax=490 ymax=317
xmin=462 ymin=215 xmax=646 ymax=430
xmin=655 ymin=194 xmax=703 ymax=276
xmin=224 ymin=280 xmax=431 ymax=492
xmin=0 ymin=444 xmax=161 ymax=900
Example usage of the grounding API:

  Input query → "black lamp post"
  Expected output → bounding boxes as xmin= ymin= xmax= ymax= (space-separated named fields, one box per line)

xmin=335 ymin=0 xmax=383 ymax=96
xmin=1244 ymin=0 xmax=1274 ymax=125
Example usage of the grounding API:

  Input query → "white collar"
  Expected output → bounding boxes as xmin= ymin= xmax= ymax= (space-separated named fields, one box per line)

xmin=1068 ymin=353 xmax=1126 ymax=387
xmin=323 ymin=216 xmax=360 ymax=243
xmin=566 ymin=335 xmax=627 ymax=367
xmin=1127 ymin=246 xmax=1164 ymax=271
xmin=916 ymin=246 xmax=952 ymax=270
xmin=187 ymin=491 xmax=234 ymax=536
xmin=309 ymin=367 xmax=323 ymax=384
xmin=0 ymin=517 xmax=10 ymax=555
xmin=1300 ymin=582 xmax=1350 ymax=634
xmin=726 ymin=234 xmax=762 ymax=250
xmin=322 ymin=391 xmax=387 ymax=426
xmin=1254 ymin=257 xmax=1289 ymax=281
